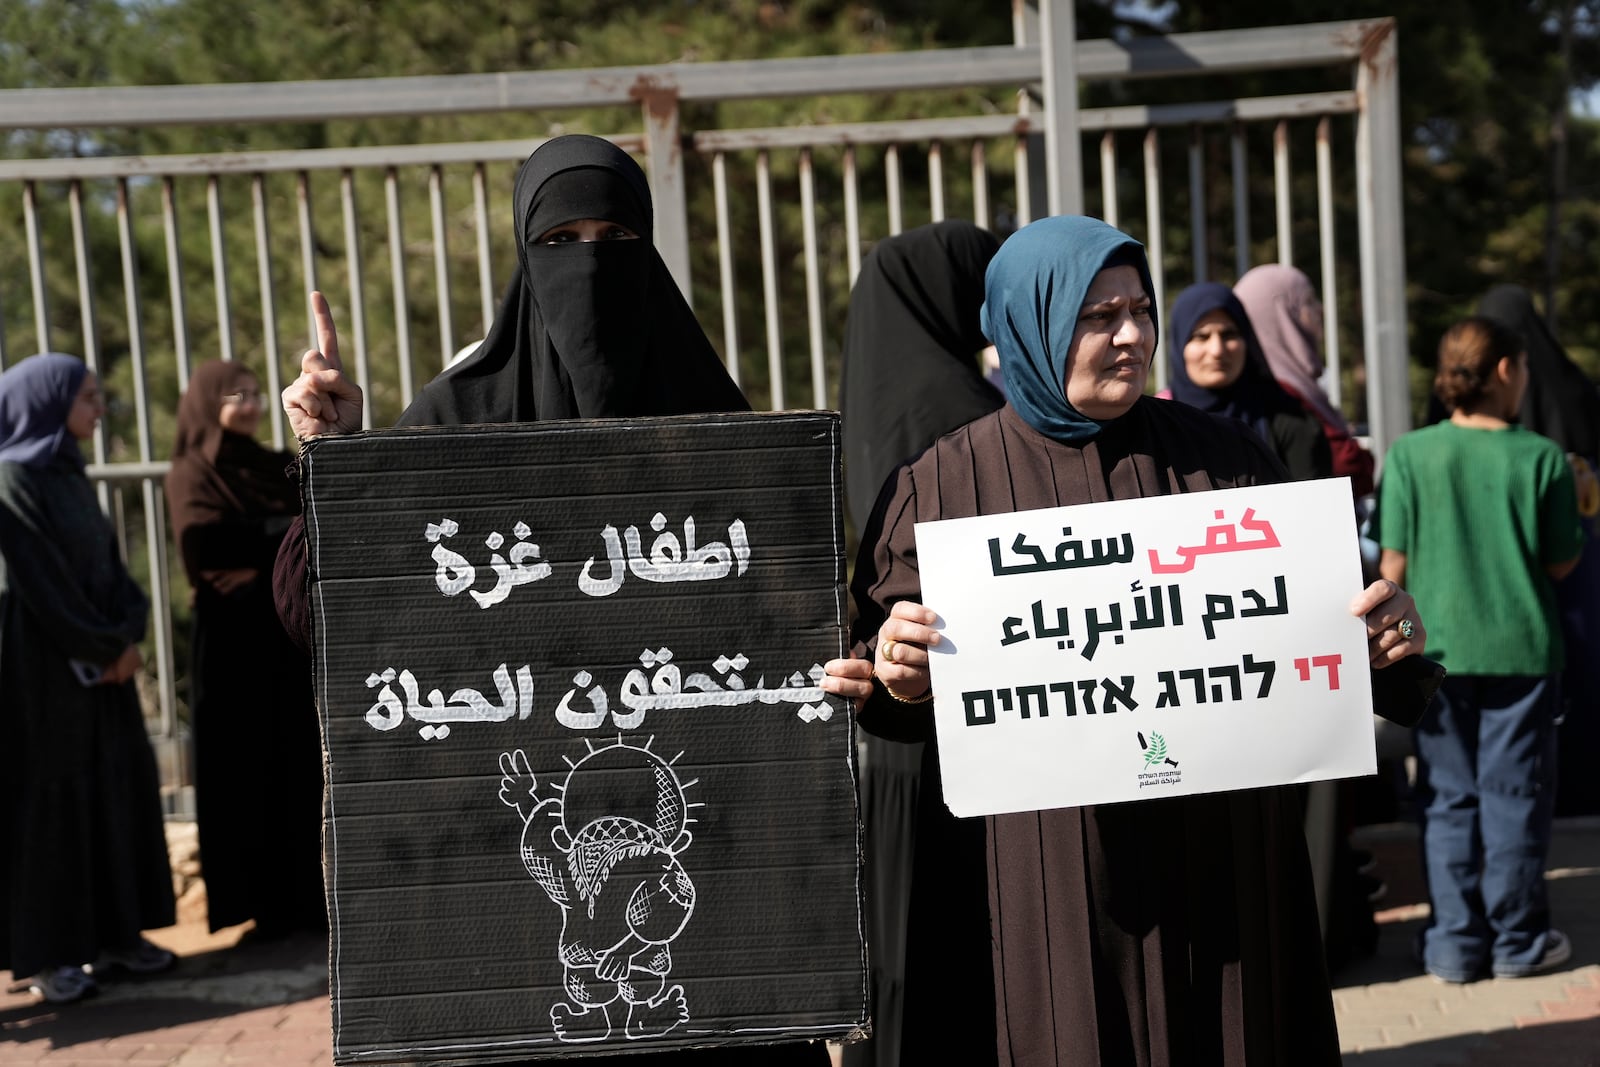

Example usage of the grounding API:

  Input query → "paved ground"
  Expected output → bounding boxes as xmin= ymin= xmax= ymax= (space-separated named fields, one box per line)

xmin=3 ymin=819 xmax=1597 ymax=1065
xmin=1335 ymin=817 xmax=1600 ymax=1066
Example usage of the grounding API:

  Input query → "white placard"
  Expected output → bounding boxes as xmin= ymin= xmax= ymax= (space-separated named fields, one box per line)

xmin=913 ymin=478 xmax=1374 ymax=817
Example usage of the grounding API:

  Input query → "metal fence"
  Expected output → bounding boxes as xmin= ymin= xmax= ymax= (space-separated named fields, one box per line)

xmin=0 ymin=13 xmax=1407 ymax=812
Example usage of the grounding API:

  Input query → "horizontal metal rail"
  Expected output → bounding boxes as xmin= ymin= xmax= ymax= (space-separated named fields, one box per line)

xmin=690 ymin=92 xmax=1357 ymax=151
xmin=0 ymin=136 xmax=641 ymax=182
xmin=0 ymin=93 xmax=1356 ymax=182
xmin=0 ymin=20 xmax=1386 ymax=129
xmin=86 ymin=461 xmax=172 ymax=483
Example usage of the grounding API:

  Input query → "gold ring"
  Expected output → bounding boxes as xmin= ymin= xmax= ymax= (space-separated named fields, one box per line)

xmin=1397 ymin=619 xmax=1415 ymax=640
xmin=882 ymin=638 xmax=898 ymax=663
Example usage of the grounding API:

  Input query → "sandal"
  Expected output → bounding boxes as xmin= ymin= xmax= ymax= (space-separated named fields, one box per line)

xmin=91 ymin=937 xmax=175 ymax=975
xmin=30 ymin=965 xmax=98 ymax=1004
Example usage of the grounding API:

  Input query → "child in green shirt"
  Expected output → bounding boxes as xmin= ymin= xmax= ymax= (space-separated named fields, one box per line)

xmin=1374 ymin=316 xmax=1583 ymax=983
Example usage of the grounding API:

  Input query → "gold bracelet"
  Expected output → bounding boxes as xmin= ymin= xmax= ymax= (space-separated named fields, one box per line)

xmin=877 ymin=674 xmax=934 ymax=705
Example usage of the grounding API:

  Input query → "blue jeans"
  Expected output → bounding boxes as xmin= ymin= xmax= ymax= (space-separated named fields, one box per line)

xmin=1414 ymin=674 xmax=1560 ymax=981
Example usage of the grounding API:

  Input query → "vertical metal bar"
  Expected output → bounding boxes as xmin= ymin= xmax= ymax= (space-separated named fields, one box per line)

xmin=207 ymin=175 xmax=234 ymax=362
xmin=428 ymin=165 xmax=455 ymax=367
xmin=161 ymin=178 xmax=191 ymax=391
xmin=711 ymin=152 xmax=741 ymax=387
xmin=117 ymin=178 xmax=176 ymax=741
xmin=971 ymin=141 xmax=990 ymax=229
xmin=340 ymin=170 xmax=373 ymax=430
xmin=799 ymin=149 xmax=826 ymax=409
xmin=1038 ymin=0 xmax=1083 ymax=215
xmin=756 ymin=150 xmax=784 ymax=410
xmin=1316 ymin=116 xmax=1341 ymax=411
xmin=1014 ymin=136 xmax=1032 ymax=227
xmin=844 ymin=146 xmax=862 ymax=285
xmin=385 ymin=167 xmax=415 ymax=408
xmin=1188 ymin=126 xmax=1207 ymax=284
xmin=117 ymin=180 xmax=153 ymax=464
xmin=297 ymin=171 xmax=318 ymax=345
xmin=1099 ymin=131 xmax=1118 ymax=228
xmin=1144 ymin=128 xmax=1168 ymax=391
xmin=68 ymin=181 xmax=107 ymax=473
xmin=885 ymin=145 xmax=903 ymax=236
xmin=1357 ymin=22 xmax=1410 ymax=459
xmin=24 ymin=181 xmax=50 ymax=352
xmin=251 ymin=174 xmax=286 ymax=451
xmin=1012 ymin=1 xmax=1048 ymax=227
xmin=1274 ymin=120 xmax=1294 ymax=266
xmin=928 ymin=142 xmax=945 ymax=223
xmin=1231 ymin=124 xmax=1250 ymax=279
xmin=473 ymin=163 xmax=494 ymax=334
xmin=144 ymin=482 xmax=178 ymax=790
xmin=641 ymin=90 xmax=692 ymax=303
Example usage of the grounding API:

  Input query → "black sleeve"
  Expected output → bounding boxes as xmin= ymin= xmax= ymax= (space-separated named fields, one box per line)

xmin=0 ymin=466 xmax=146 ymax=664
xmin=181 ymin=517 xmax=289 ymax=575
xmin=273 ymin=513 xmax=313 ymax=655
xmin=1271 ymin=409 xmax=1335 ymax=482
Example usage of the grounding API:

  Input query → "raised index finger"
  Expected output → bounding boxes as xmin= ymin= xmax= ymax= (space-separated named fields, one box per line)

xmin=311 ymin=290 xmax=343 ymax=372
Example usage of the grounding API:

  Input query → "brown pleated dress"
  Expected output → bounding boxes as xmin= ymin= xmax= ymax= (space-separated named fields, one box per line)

xmin=851 ymin=398 xmax=1341 ymax=1066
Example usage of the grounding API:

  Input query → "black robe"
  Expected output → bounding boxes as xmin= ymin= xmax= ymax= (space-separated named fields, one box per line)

xmin=0 ymin=457 xmax=174 ymax=977
xmin=177 ymin=501 xmax=324 ymax=934
xmin=851 ymin=399 xmax=1341 ymax=1066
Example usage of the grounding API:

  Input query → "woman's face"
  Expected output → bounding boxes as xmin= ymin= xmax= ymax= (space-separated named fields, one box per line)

xmin=219 ymin=374 xmax=264 ymax=436
xmin=536 ymin=218 xmax=639 ymax=245
xmin=1182 ymin=310 xmax=1247 ymax=390
xmin=1065 ymin=265 xmax=1156 ymax=419
xmin=66 ymin=372 xmax=104 ymax=441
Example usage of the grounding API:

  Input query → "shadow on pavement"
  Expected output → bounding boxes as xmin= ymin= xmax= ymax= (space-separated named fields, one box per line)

xmin=1 ymin=928 xmax=327 ymax=1053
xmin=1341 ymin=1015 xmax=1600 ymax=1067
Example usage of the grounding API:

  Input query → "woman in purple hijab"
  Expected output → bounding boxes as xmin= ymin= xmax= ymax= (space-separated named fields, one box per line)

xmin=0 ymin=354 xmax=174 ymax=1004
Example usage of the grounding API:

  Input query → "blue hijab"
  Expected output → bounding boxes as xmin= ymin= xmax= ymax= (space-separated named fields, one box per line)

xmin=1167 ymin=283 xmax=1295 ymax=447
xmin=980 ymin=215 xmax=1158 ymax=442
xmin=0 ymin=353 xmax=89 ymax=470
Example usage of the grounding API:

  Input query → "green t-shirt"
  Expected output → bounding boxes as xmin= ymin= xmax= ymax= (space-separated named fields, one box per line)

xmin=1372 ymin=421 xmax=1582 ymax=675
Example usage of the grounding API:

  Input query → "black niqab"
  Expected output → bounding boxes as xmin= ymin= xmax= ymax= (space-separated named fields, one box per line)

xmin=840 ymin=220 xmax=1002 ymax=526
xmin=1478 ymin=284 xmax=1600 ymax=460
xmin=398 ymin=134 xmax=747 ymax=426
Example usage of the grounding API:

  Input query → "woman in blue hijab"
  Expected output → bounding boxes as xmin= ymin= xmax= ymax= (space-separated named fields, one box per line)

xmin=0 ymin=354 xmax=174 ymax=1004
xmin=822 ymin=216 xmax=1433 ymax=1064
xmin=1166 ymin=282 xmax=1331 ymax=481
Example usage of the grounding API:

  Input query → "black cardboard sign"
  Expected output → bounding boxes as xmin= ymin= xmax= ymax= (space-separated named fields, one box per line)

xmin=302 ymin=412 xmax=865 ymax=1063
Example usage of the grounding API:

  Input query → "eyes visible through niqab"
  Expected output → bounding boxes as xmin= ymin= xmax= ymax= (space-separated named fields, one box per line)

xmin=537 ymin=219 xmax=640 ymax=246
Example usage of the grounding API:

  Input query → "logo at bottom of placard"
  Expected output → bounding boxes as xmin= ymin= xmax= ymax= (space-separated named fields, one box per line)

xmin=1136 ymin=730 xmax=1182 ymax=789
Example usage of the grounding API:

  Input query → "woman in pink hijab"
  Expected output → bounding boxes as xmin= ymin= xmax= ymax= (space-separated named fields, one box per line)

xmin=1235 ymin=265 xmax=1375 ymax=497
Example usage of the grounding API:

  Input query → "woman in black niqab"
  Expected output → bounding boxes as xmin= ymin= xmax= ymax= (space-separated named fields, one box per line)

xmin=398 ymin=134 xmax=747 ymax=427
xmin=837 ymin=220 xmax=1002 ymax=1067
xmin=273 ymin=137 xmax=825 ymax=1066
xmin=840 ymin=220 xmax=1002 ymax=527
xmin=1477 ymin=284 xmax=1600 ymax=460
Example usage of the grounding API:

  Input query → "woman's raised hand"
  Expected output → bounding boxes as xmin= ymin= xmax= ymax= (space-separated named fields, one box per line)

xmin=282 ymin=291 xmax=364 ymax=440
